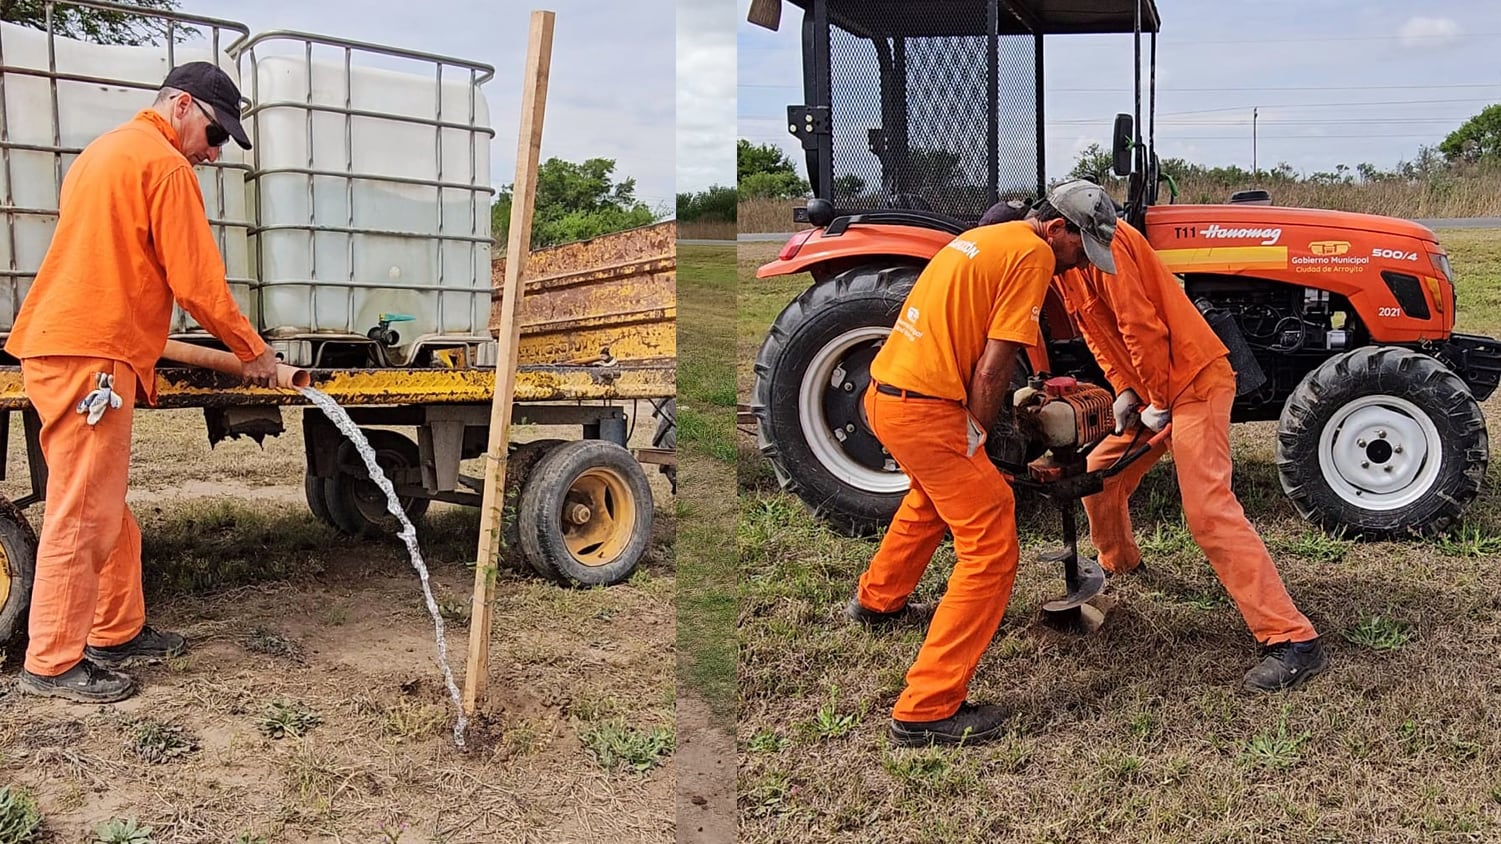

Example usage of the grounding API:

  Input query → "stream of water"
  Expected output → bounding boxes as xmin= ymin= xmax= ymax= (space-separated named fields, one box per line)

xmin=300 ymin=386 xmax=469 ymax=749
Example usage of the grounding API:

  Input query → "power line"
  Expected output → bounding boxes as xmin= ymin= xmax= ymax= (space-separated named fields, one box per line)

xmin=1157 ymin=97 xmax=1500 ymax=117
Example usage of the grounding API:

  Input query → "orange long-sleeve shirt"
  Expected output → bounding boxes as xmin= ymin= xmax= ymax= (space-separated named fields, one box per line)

xmin=5 ymin=109 xmax=266 ymax=404
xmin=1056 ymin=220 xmax=1227 ymax=408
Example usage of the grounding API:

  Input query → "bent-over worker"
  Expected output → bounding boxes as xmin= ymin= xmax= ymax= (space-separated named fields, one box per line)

xmin=1052 ymin=216 xmax=1327 ymax=691
xmin=848 ymin=180 xmax=1119 ymax=746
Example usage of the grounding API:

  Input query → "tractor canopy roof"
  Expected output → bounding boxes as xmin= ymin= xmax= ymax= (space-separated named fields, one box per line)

xmin=784 ymin=0 xmax=1161 ymax=37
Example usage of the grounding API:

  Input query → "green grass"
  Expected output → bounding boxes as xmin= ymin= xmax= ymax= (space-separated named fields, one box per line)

xmin=126 ymin=718 xmax=197 ymax=765
xmin=675 ymin=244 xmax=739 ymax=722
xmin=578 ymin=720 xmax=675 ymax=773
xmin=259 ymin=700 xmax=322 ymax=740
xmin=91 ymin=819 xmax=154 ymax=844
xmin=0 ymin=785 xmax=41 ymax=844
xmin=1341 ymin=613 xmax=1415 ymax=652
xmin=1444 ymin=228 xmax=1501 ymax=334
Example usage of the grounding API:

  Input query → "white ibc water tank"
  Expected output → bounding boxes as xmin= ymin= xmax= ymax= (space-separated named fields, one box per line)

xmin=0 ymin=20 xmax=255 ymax=335
xmin=245 ymin=51 xmax=492 ymax=353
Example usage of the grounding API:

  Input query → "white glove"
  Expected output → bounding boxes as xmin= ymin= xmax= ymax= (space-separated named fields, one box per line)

xmin=1141 ymin=405 xmax=1171 ymax=432
xmin=1111 ymin=388 xmax=1141 ymax=435
xmin=75 ymin=372 xmax=122 ymax=426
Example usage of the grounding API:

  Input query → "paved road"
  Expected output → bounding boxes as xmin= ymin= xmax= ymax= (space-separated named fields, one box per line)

xmin=737 ymin=217 xmax=1501 ymax=242
xmin=1413 ymin=217 xmax=1501 ymax=230
xmin=676 ymin=239 xmax=737 ymax=246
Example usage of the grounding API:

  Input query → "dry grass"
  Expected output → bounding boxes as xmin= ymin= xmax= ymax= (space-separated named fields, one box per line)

xmin=736 ymin=233 xmax=1501 ymax=842
xmin=737 ymin=177 xmax=1501 ymax=233
xmin=677 ymin=220 xmax=737 ymax=241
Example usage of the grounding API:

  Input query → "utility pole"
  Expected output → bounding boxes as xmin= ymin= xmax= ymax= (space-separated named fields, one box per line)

xmin=1253 ymin=107 xmax=1259 ymax=178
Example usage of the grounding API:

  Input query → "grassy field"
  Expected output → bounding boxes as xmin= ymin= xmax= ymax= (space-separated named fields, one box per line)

xmin=0 ymin=410 xmax=676 ymax=842
xmin=736 ymin=233 xmax=1501 ymax=843
xmin=676 ymin=244 xmax=739 ymax=719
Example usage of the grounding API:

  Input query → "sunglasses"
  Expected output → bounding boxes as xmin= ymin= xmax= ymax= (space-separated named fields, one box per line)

xmin=193 ymin=100 xmax=230 ymax=148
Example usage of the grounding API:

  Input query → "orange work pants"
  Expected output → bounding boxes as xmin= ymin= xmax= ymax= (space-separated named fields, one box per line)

xmin=1083 ymin=357 xmax=1316 ymax=644
xmin=21 ymin=356 xmax=145 ymax=676
xmin=857 ymin=388 xmax=1020 ymax=722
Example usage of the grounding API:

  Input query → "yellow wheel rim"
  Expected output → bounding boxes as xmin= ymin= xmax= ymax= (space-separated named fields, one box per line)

xmin=561 ymin=466 xmax=637 ymax=567
xmin=0 ymin=539 xmax=11 ymax=610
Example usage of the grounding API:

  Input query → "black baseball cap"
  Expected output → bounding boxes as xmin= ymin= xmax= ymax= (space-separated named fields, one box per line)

xmin=161 ymin=61 xmax=251 ymax=150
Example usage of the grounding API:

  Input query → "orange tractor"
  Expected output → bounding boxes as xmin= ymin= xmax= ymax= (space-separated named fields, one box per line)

xmin=749 ymin=0 xmax=1499 ymax=539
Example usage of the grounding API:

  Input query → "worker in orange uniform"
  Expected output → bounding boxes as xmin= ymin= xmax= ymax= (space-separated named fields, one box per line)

xmin=848 ymin=181 xmax=1119 ymax=747
xmin=7 ymin=63 xmax=280 ymax=703
xmin=1053 ymin=216 xmax=1328 ymax=692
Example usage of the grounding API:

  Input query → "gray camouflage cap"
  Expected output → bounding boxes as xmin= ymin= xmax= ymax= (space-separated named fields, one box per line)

xmin=1048 ymin=179 xmax=1118 ymax=273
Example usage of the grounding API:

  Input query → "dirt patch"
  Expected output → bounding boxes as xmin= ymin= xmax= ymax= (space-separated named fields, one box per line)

xmin=674 ymin=694 xmax=734 ymax=844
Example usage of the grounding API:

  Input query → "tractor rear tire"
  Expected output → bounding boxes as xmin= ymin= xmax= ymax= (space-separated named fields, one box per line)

xmin=751 ymin=263 xmax=919 ymax=536
xmin=1276 ymin=346 xmax=1487 ymax=539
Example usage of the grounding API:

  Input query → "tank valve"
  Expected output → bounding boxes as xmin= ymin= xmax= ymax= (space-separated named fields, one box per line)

xmin=367 ymin=313 xmax=415 ymax=346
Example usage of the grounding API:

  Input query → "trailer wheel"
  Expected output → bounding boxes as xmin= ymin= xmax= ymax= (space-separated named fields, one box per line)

xmin=304 ymin=473 xmax=334 ymax=526
xmin=324 ymin=429 xmax=431 ymax=536
xmin=751 ymin=263 xmax=919 ymax=536
xmin=0 ymin=497 xmax=37 ymax=644
xmin=1277 ymin=346 xmax=1487 ymax=538
xmin=517 ymin=439 xmax=654 ymax=586
xmin=500 ymin=438 xmax=568 ymax=565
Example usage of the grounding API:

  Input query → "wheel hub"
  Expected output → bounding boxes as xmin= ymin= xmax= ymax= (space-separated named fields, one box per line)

xmin=798 ymin=326 xmax=909 ymax=494
xmin=561 ymin=468 xmax=635 ymax=566
xmin=1319 ymin=396 xmax=1441 ymax=510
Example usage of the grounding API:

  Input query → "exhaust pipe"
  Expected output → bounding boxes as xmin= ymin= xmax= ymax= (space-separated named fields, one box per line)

xmin=160 ymin=339 xmax=310 ymax=389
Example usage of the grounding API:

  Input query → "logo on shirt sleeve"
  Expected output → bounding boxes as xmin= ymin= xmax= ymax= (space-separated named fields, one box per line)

xmin=893 ymin=305 xmax=923 ymax=341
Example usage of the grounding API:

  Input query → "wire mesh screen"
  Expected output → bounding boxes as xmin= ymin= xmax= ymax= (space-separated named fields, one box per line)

xmin=825 ymin=18 xmax=1038 ymax=221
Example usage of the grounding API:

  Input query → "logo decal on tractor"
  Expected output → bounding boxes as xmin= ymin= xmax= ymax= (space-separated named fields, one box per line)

xmin=1372 ymin=248 xmax=1418 ymax=261
xmin=1202 ymin=224 xmax=1282 ymax=245
xmin=1309 ymin=240 xmax=1350 ymax=256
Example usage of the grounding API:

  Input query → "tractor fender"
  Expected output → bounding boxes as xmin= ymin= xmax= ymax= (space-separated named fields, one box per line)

xmin=754 ymin=224 xmax=954 ymax=281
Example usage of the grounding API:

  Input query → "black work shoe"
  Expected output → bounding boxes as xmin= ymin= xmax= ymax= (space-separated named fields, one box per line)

xmin=17 ymin=660 xmax=135 ymax=703
xmin=84 ymin=625 xmax=187 ymax=669
xmin=1243 ymin=638 xmax=1329 ymax=692
xmin=890 ymin=702 xmax=1009 ymax=747
xmin=845 ymin=597 xmax=930 ymax=627
xmin=1105 ymin=559 xmax=1147 ymax=578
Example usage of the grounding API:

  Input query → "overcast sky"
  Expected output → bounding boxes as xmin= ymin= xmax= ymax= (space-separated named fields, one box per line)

xmin=181 ymin=0 xmax=676 ymax=213
xmin=740 ymin=1 xmax=1501 ymax=182
xmin=678 ymin=0 xmax=736 ymax=192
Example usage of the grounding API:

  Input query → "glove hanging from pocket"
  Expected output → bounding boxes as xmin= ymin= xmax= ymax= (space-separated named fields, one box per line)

xmin=75 ymin=372 xmax=122 ymax=426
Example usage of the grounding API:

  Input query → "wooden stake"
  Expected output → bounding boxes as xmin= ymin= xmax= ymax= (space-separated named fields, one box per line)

xmin=463 ymin=9 xmax=555 ymax=717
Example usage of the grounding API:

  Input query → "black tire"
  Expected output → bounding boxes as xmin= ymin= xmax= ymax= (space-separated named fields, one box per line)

xmin=750 ymin=263 xmax=920 ymax=536
xmin=500 ymin=438 xmax=568 ymax=565
xmin=0 ymin=497 xmax=37 ymax=644
xmin=304 ymin=473 xmax=334 ymax=526
xmin=650 ymin=399 xmax=676 ymax=493
xmin=1276 ymin=346 xmax=1487 ymax=539
xmin=324 ymin=429 xmax=431 ymax=537
xmin=517 ymin=439 xmax=654 ymax=587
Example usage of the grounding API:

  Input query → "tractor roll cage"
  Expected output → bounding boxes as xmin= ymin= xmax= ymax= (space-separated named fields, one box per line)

xmin=785 ymin=0 xmax=1161 ymax=224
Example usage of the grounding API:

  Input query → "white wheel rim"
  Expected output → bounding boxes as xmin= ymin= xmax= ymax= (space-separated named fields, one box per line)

xmin=1317 ymin=395 xmax=1442 ymax=511
xmin=797 ymin=326 xmax=910 ymax=495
